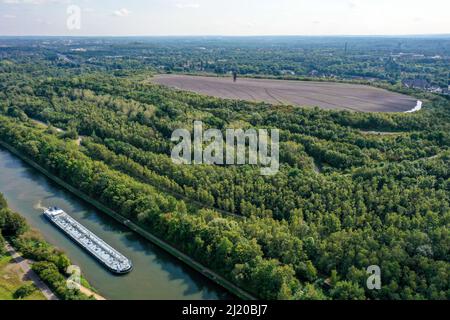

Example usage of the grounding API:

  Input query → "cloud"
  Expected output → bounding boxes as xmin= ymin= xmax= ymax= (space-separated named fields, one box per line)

xmin=175 ymin=3 xmax=200 ymax=9
xmin=348 ymin=1 xmax=357 ymax=9
xmin=35 ymin=17 xmax=52 ymax=25
xmin=113 ymin=8 xmax=131 ymax=17
xmin=2 ymin=0 xmax=69 ymax=4
xmin=2 ymin=14 xmax=17 ymax=18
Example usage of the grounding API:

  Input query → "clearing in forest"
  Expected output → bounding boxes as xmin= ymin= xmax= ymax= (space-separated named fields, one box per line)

xmin=153 ymin=74 xmax=417 ymax=112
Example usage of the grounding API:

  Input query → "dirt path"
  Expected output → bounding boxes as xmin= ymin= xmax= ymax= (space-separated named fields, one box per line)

xmin=360 ymin=130 xmax=404 ymax=136
xmin=312 ymin=158 xmax=322 ymax=173
xmin=30 ymin=118 xmax=63 ymax=132
xmin=30 ymin=118 xmax=84 ymax=146
xmin=5 ymin=242 xmax=58 ymax=300
xmin=78 ymin=285 xmax=106 ymax=300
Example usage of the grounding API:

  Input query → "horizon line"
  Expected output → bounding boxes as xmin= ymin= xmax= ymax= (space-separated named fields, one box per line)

xmin=1 ymin=33 xmax=449 ymax=38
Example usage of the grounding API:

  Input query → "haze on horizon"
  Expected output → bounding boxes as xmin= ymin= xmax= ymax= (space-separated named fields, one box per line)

xmin=0 ymin=0 xmax=449 ymax=37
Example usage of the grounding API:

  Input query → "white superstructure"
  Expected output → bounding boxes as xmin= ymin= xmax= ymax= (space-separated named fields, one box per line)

xmin=44 ymin=207 xmax=132 ymax=274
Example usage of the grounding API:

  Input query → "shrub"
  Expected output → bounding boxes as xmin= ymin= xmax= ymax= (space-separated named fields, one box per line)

xmin=0 ymin=208 xmax=28 ymax=237
xmin=13 ymin=284 xmax=37 ymax=299
xmin=0 ymin=232 xmax=5 ymax=256
xmin=0 ymin=193 xmax=7 ymax=210
xmin=32 ymin=261 xmax=91 ymax=300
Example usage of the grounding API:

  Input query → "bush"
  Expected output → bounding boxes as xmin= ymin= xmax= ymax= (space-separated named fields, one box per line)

xmin=0 ymin=232 xmax=5 ymax=256
xmin=13 ymin=284 xmax=37 ymax=299
xmin=0 ymin=193 xmax=7 ymax=210
xmin=0 ymin=208 xmax=28 ymax=237
xmin=32 ymin=261 xmax=91 ymax=300
xmin=13 ymin=235 xmax=71 ymax=273
xmin=330 ymin=281 xmax=366 ymax=300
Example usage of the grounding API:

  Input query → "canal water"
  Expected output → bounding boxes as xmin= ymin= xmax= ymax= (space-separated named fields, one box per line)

xmin=0 ymin=146 xmax=231 ymax=300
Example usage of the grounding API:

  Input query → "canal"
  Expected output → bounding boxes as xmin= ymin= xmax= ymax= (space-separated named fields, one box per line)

xmin=0 ymin=146 xmax=232 ymax=300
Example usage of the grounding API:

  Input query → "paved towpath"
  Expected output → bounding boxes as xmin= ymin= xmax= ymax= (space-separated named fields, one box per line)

xmin=5 ymin=242 xmax=59 ymax=300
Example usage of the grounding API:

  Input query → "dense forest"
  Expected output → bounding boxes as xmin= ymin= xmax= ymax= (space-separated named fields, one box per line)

xmin=0 ymin=37 xmax=449 ymax=300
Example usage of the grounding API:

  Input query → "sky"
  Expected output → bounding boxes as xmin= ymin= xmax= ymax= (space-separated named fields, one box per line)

xmin=0 ymin=0 xmax=449 ymax=36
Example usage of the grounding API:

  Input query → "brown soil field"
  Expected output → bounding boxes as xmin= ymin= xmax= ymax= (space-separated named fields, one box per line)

xmin=153 ymin=74 xmax=417 ymax=112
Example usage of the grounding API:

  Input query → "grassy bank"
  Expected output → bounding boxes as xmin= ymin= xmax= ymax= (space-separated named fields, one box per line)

xmin=0 ymin=254 xmax=46 ymax=300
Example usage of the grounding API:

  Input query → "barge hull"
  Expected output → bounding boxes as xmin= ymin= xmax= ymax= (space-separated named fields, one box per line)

xmin=44 ymin=207 xmax=132 ymax=274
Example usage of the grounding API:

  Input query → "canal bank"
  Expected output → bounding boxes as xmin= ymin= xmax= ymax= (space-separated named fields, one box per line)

xmin=0 ymin=142 xmax=253 ymax=300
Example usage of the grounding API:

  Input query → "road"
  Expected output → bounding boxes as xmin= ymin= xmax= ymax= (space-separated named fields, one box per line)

xmin=5 ymin=242 xmax=59 ymax=300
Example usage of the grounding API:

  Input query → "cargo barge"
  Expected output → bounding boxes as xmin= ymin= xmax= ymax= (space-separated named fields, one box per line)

xmin=44 ymin=207 xmax=132 ymax=274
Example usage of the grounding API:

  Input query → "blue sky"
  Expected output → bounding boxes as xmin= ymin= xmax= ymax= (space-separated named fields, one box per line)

xmin=0 ymin=0 xmax=449 ymax=36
